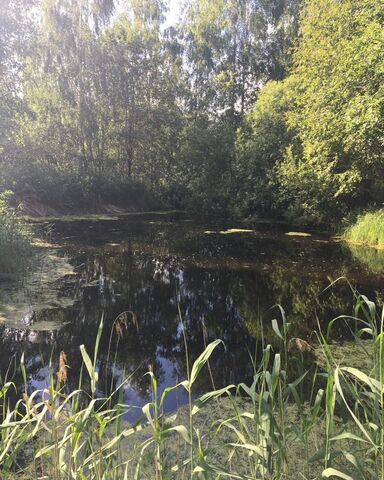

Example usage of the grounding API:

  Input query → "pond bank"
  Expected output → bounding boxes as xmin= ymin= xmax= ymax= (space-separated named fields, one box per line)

xmin=24 ymin=209 xmax=186 ymax=223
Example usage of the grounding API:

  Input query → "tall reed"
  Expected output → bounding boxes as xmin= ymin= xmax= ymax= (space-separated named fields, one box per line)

xmin=0 ymin=288 xmax=382 ymax=479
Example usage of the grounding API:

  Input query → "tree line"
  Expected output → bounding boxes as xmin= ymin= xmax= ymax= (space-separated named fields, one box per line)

xmin=0 ymin=0 xmax=382 ymax=225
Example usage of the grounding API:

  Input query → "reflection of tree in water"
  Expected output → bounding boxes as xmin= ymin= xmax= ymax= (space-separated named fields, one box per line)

xmin=232 ymin=268 xmax=356 ymax=342
xmin=0 ymin=248 xmax=256 ymax=403
xmin=1 ymin=223 xmax=383 ymax=415
xmin=175 ymin=267 xmax=257 ymax=389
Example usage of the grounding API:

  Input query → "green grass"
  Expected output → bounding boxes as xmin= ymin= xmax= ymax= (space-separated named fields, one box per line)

xmin=344 ymin=209 xmax=384 ymax=248
xmin=0 ymin=191 xmax=32 ymax=273
xmin=0 ymin=286 xmax=383 ymax=479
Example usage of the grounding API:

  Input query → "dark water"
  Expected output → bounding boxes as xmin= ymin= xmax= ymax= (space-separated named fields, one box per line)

xmin=0 ymin=213 xmax=383 ymax=419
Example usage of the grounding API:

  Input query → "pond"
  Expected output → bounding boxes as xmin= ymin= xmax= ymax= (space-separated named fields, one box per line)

xmin=0 ymin=213 xmax=383 ymax=421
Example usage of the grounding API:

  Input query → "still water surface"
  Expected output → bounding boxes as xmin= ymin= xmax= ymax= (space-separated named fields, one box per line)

xmin=0 ymin=213 xmax=383 ymax=419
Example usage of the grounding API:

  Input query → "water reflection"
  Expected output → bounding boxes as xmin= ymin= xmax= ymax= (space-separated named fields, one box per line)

xmin=0 ymin=215 xmax=383 ymax=419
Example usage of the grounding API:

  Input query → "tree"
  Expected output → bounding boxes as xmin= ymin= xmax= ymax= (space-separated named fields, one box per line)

xmin=14 ymin=0 xmax=117 ymax=208
xmin=178 ymin=0 xmax=302 ymax=215
xmin=179 ymin=115 xmax=234 ymax=213
xmin=279 ymin=0 xmax=384 ymax=224
xmin=0 ymin=0 xmax=36 ymax=192
xmin=14 ymin=0 xmax=184 ymax=208
xmin=101 ymin=2 xmax=184 ymax=188
xmin=183 ymin=0 xmax=302 ymax=124
xmin=234 ymin=78 xmax=296 ymax=218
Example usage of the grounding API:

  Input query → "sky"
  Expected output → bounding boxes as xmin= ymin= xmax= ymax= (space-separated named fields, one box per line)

xmin=165 ymin=0 xmax=183 ymax=27
xmin=115 ymin=0 xmax=184 ymax=28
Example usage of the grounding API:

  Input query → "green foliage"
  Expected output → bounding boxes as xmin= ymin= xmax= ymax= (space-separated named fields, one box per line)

xmin=278 ymin=0 xmax=384 ymax=224
xmin=3 ymin=0 xmax=184 ymax=211
xmin=320 ymin=292 xmax=384 ymax=479
xmin=1 ymin=0 xmax=383 ymax=224
xmin=0 ymin=0 xmax=306 ymax=217
xmin=234 ymin=78 xmax=296 ymax=218
xmin=345 ymin=210 xmax=384 ymax=248
xmin=277 ymin=141 xmax=348 ymax=226
xmin=235 ymin=0 xmax=384 ymax=226
xmin=184 ymin=0 xmax=302 ymax=121
xmin=179 ymin=117 xmax=234 ymax=214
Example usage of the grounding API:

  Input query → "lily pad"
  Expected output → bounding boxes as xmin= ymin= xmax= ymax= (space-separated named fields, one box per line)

xmin=204 ymin=229 xmax=255 ymax=235
xmin=220 ymin=229 xmax=254 ymax=234
xmin=285 ymin=232 xmax=312 ymax=237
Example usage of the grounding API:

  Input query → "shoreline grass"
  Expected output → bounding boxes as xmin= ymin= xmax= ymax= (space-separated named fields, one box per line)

xmin=0 ymin=191 xmax=32 ymax=273
xmin=344 ymin=209 xmax=384 ymax=249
